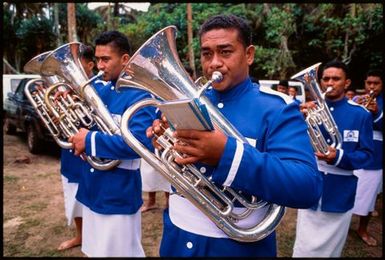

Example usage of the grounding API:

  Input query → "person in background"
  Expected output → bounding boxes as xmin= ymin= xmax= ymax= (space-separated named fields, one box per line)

xmin=288 ymin=85 xmax=301 ymax=104
xmin=345 ymin=88 xmax=356 ymax=100
xmin=69 ymin=31 xmax=156 ymax=257
xmin=147 ymin=14 xmax=322 ymax=257
xmin=351 ymin=69 xmax=383 ymax=247
xmin=293 ymin=60 xmax=374 ymax=257
xmin=276 ymin=79 xmax=289 ymax=94
xmin=140 ymin=159 xmax=170 ymax=212
xmin=57 ymin=45 xmax=95 ymax=251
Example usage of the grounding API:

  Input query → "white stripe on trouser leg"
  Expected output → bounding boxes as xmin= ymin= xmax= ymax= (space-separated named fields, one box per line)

xmin=223 ymin=140 xmax=243 ymax=187
xmin=81 ymin=206 xmax=145 ymax=257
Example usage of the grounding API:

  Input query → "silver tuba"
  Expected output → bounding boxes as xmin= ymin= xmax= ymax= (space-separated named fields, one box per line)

xmin=116 ymin=26 xmax=285 ymax=242
xmin=25 ymin=42 xmax=120 ymax=170
xmin=291 ymin=63 xmax=342 ymax=155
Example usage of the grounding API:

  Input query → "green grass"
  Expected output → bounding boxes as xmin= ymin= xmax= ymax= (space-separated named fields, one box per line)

xmin=4 ymin=175 xmax=19 ymax=183
xmin=26 ymin=202 xmax=48 ymax=212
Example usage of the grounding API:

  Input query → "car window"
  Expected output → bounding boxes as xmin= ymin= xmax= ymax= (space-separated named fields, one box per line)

xmin=11 ymin=79 xmax=22 ymax=93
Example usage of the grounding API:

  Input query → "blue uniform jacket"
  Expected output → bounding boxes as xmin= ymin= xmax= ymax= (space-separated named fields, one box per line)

xmin=208 ymin=78 xmax=322 ymax=208
xmin=75 ymin=80 xmax=156 ymax=215
xmin=312 ymin=97 xmax=374 ymax=213
xmin=160 ymin=77 xmax=322 ymax=257
xmin=60 ymin=148 xmax=84 ymax=183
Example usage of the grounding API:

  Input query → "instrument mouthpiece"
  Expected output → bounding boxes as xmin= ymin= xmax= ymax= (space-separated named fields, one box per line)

xmin=212 ymin=71 xmax=223 ymax=83
xmin=96 ymin=71 xmax=104 ymax=78
xmin=325 ymin=87 xmax=333 ymax=94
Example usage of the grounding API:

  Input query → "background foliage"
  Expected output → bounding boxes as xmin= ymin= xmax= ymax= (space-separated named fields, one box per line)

xmin=3 ymin=2 xmax=383 ymax=89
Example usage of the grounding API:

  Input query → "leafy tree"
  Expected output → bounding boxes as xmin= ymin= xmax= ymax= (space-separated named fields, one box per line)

xmin=3 ymin=2 xmax=382 ymax=86
xmin=16 ymin=15 xmax=56 ymax=70
xmin=56 ymin=3 xmax=103 ymax=46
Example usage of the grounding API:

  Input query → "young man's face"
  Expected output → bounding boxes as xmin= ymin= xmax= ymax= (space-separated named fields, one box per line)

xmin=277 ymin=85 xmax=288 ymax=94
xmin=320 ymin=67 xmax=351 ymax=101
xmin=288 ymin=87 xmax=297 ymax=97
xmin=365 ymin=76 xmax=383 ymax=97
xmin=200 ymin=28 xmax=255 ymax=92
xmin=95 ymin=43 xmax=129 ymax=82
xmin=345 ymin=90 xmax=355 ymax=100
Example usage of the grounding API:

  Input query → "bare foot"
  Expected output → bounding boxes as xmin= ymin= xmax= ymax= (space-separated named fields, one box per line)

xmin=356 ymin=231 xmax=378 ymax=246
xmin=371 ymin=210 xmax=379 ymax=217
xmin=141 ymin=204 xmax=157 ymax=213
xmin=57 ymin=237 xmax=81 ymax=251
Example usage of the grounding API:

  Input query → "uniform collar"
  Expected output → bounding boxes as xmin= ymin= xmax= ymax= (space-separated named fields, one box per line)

xmin=212 ymin=77 xmax=252 ymax=102
xmin=110 ymin=79 xmax=117 ymax=87
xmin=326 ymin=96 xmax=347 ymax=107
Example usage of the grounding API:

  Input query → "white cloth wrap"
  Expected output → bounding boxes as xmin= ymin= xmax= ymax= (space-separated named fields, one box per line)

xmin=352 ymin=169 xmax=383 ymax=216
xmin=293 ymin=207 xmax=352 ymax=257
xmin=61 ymin=175 xmax=82 ymax=226
xmin=81 ymin=205 xmax=145 ymax=257
xmin=140 ymin=158 xmax=171 ymax=192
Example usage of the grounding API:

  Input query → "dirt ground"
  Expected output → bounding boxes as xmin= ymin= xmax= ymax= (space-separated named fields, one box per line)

xmin=2 ymin=131 xmax=383 ymax=257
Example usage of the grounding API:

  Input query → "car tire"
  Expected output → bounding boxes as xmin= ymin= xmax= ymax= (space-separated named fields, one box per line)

xmin=27 ymin=124 xmax=43 ymax=154
xmin=4 ymin=117 xmax=17 ymax=135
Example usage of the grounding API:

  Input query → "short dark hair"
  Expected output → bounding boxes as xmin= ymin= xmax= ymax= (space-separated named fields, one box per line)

xmin=80 ymin=45 xmax=95 ymax=63
xmin=366 ymin=69 xmax=383 ymax=82
xmin=320 ymin=60 xmax=350 ymax=79
xmin=95 ymin=30 xmax=131 ymax=55
xmin=198 ymin=14 xmax=252 ymax=48
xmin=278 ymin=80 xmax=289 ymax=88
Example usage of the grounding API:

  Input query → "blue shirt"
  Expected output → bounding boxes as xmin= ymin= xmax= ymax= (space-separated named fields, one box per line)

xmin=75 ymin=80 xmax=156 ymax=214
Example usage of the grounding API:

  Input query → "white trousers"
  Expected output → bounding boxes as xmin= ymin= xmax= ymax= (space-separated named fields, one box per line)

xmin=81 ymin=205 xmax=145 ymax=257
xmin=353 ymin=169 xmax=383 ymax=216
xmin=293 ymin=207 xmax=352 ymax=257
xmin=61 ymin=175 xmax=82 ymax=226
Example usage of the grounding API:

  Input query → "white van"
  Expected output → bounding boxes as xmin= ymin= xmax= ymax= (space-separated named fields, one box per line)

xmin=259 ymin=80 xmax=306 ymax=104
xmin=2 ymin=74 xmax=40 ymax=108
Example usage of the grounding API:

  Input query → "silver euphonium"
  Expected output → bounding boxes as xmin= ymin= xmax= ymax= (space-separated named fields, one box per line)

xmin=32 ymin=42 xmax=121 ymax=170
xmin=291 ymin=63 xmax=342 ymax=155
xmin=24 ymin=51 xmax=94 ymax=149
xmin=115 ymin=26 xmax=285 ymax=242
xmin=24 ymin=51 xmax=91 ymax=150
xmin=24 ymin=51 xmax=71 ymax=148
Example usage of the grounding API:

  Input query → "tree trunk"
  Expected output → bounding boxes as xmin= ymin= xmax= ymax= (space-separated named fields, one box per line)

xmin=107 ymin=3 xmax=111 ymax=31
xmin=67 ymin=3 xmax=78 ymax=42
xmin=54 ymin=3 xmax=61 ymax=46
xmin=186 ymin=3 xmax=196 ymax=79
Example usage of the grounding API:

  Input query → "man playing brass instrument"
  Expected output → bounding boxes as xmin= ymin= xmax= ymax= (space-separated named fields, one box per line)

xmin=148 ymin=14 xmax=322 ymax=257
xmin=293 ymin=61 xmax=374 ymax=257
xmin=69 ymin=31 xmax=156 ymax=257
xmin=57 ymin=45 xmax=95 ymax=251
xmin=352 ymin=69 xmax=383 ymax=246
